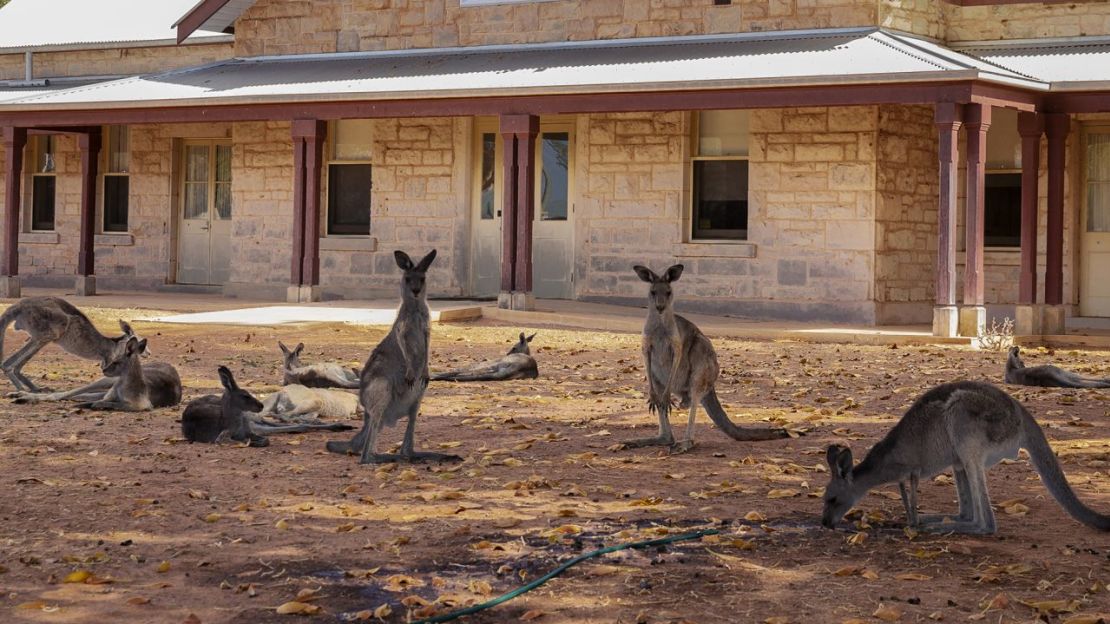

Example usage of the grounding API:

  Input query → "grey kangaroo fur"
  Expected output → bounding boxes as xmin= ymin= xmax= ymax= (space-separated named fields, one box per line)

xmin=74 ymin=336 xmax=181 ymax=412
xmin=326 ymin=249 xmax=459 ymax=464
xmin=1005 ymin=346 xmax=1110 ymax=388
xmin=181 ymin=367 xmax=352 ymax=447
xmin=626 ymin=264 xmax=789 ymax=453
xmin=431 ymin=332 xmax=539 ymax=382
xmin=279 ymin=341 xmax=361 ymax=389
xmin=822 ymin=380 xmax=1110 ymax=534
xmin=0 ymin=296 xmax=144 ymax=392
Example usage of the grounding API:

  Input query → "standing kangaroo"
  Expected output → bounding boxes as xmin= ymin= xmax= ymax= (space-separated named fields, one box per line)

xmin=822 ymin=380 xmax=1110 ymax=534
xmin=279 ymin=341 xmax=360 ymax=389
xmin=78 ymin=336 xmax=181 ymax=411
xmin=182 ymin=367 xmax=351 ymax=447
xmin=0 ymin=297 xmax=142 ymax=392
xmin=627 ymin=264 xmax=788 ymax=453
xmin=432 ymin=332 xmax=539 ymax=382
xmin=1004 ymin=346 xmax=1110 ymax=388
xmin=327 ymin=249 xmax=459 ymax=464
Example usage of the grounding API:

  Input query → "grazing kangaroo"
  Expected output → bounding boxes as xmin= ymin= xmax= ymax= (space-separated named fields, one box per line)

xmin=279 ymin=341 xmax=360 ymax=389
xmin=432 ymin=332 xmax=539 ymax=382
xmin=327 ymin=249 xmax=459 ymax=464
xmin=182 ymin=367 xmax=351 ymax=447
xmin=0 ymin=297 xmax=143 ymax=392
xmin=822 ymin=380 xmax=1110 ymax=534
xmin=77 ymin=336 xmax=181 ymax=411
xmin=1005 ymin=346 xmax=1110 ymax=389
xmin=257 ymin=383 xmax=359 ymax=423
xmin=627 ymin=265 xmax=788 ymax=453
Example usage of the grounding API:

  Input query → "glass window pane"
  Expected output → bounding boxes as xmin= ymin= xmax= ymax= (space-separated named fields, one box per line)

xmin=985 ymin=108 xmax=1020 ymax=170
xmin=333 ymin=119 xmax=373 ymax=161
xmin=328 ymin=164 xmax=371 ymax=235
xmin=35 ymin=136 xmax=55 ymax=173
xmin=215 ymin=183 xmax=231 ymax=220
xmin=215 ymin=144 xmax=232 ymax=183
xmin=1089 ymin=135 xmax=1110 ymax=233
xmin=984 ymin=172 xmax=1021 ymax=246
xmin=32 ymin=176 xmax=56 ymax=230
xmin=480 ymin=133 xmax=496 ymax=220
xmin=186 ymin=145 xmax=209 ymax=183
xmin=698 ymin=110 xmax=749 ymax=157
xmin=184 ymin=182 xmax=208 ymax=220
xmin=539 ymin=132 xmax=568 ymax=221
xmin=103 ymin=175 xmax=129 ymax=232
xmin=692 ymin=159 xmax=747 ymax=240
xmin=108 ymin=125 xmax=130 ymax=173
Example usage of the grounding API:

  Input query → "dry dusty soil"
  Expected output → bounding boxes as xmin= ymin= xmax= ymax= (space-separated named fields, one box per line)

xmin=0 ymin=306 xmax=1108 ymax=624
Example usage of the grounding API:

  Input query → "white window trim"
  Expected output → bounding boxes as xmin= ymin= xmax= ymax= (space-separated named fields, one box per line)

xmin=322 ymin=120 xmax=374 ymax=239
xmin=100 ymin=125 xmax=131 ymax=234
xmin=27 ymin=135 xmax=57 ymax=233
xmin=686 ymin=111 xmax=751 ymax=243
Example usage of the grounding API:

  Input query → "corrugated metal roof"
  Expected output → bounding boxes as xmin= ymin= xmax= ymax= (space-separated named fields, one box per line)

xmin=956 ymin=38 xmax=1110 ymax=90
xmin=0 ymin=29 xmax=1045 ymax=111
xmin=175 ymin=0 xmax=256 ymax=36
xmin=0 ymin=0 xmax=229 ymax=51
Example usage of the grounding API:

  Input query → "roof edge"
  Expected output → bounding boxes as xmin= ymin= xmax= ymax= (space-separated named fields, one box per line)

xmin=0 ymin=34 xmax=233 ymax=55
xmin=176 ymin=0 xmax=245 ymax=44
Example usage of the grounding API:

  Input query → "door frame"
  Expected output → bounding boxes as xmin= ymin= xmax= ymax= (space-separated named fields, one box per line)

xmin=468 ymin=117 xmax=503 ymax=297
xmin=1079 ymin=123 xmax=1110 ymax=317
xmin=175 ymin=138 xmax=233 ymax=286
xmin=532 ymin=117 xmax=576 ymax=300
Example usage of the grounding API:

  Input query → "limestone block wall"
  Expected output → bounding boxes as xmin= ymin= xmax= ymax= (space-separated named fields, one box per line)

xmin=945 ymin=1 xmax=1110 ymax=41
xmin=0 ymin=42 xmax=233 ymax=81
xmin=234 ymin=0 xmax=879 ymax=56
xmin=880 ymin=0 xmax=946 ymax=41
xmin=577 ymin=107 xmax=879 ymax=323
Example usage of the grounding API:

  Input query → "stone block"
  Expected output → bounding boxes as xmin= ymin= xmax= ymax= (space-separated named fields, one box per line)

xmin=75 ymin=275 xmax=96 ymax=296
xmin=933 ymin=305 xmax=958 ymax=337
xmin=1042 ymin=304 xmax=1066 ymax=335
xmin=958 ymin=305 xmax=986 ymax=337
xmin=0 ymin=275 xmax=20 ymax=298
xmin=1013 ymin=304 xmax=1042 ymax=336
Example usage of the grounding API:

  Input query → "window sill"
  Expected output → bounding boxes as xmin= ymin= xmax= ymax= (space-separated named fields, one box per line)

xmin=673 ymin=241 xmax=756 ymax=259
xmin=957 ymin=248 xmax=1020 ymax=266
xmin=461 ymin=0 xmax=557 ymax=5
xmin=320 ymin=236 xmax=377 ymax=252
xmin=20 ymin=231 xmax=59 ymax=244
xmin=95 ymin=233 xmax=133 ymax=246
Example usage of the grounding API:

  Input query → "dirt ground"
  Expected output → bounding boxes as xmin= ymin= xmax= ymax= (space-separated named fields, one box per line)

xmin=0 ymin=306 xmax=1108 ymax=624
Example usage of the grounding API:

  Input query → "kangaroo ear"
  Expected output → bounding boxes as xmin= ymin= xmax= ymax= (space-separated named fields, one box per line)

xmin=294 ymin=342 xmax=305 ymax=356
xmin=663 ymin=264 xmax=684 ymax=283
xmin=119 ymin=320 xmax=134 ymax=335
xmin=278 ymin=341 xmax=290 ymax=356
xmin=415 ymin=249 xmax=437 ymax=273
xmin=836 ymin=447 xmax=854 ymax=480
xmin=518 ymin=332 xmax=526 ymax=342
xmin=526 ymin=332 xmax=536 ymax=342
xmin=125 ymin=337 xmax=145 ymax=356
xmin=217 ymin=366 xmax=237 ymax=391
xmin=633 ymin=265 xmax=658 ymax=283
xmin=394 ymin=250 xmax=415 ymax=271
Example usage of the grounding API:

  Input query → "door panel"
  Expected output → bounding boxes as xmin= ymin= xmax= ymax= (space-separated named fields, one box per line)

xmin=533 ymin=128 xmax=573 ymax=299
xmin=1082 ymin=133 xmax=1110 ymax=316
xmin=177 ymin=141 xmax=232 ymax=285
xmin=471 ymin=129 xmax=501 ymax=297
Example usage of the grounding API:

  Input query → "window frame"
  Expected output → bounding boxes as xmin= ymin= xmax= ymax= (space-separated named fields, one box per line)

xmin=982 ymin=168 xmax=1022 ymax=249
xmin=101 ymin=125 xmax=131 ymax=233
xmin=323 ymin=119 xmax=373 ymax=237
xmin=533 ymin=120 xmax=574 ymax=224
xmin=28 ymin=135 xmax=57 ymax=232
xmin=688 ymin=111 xmax=750 ymax=242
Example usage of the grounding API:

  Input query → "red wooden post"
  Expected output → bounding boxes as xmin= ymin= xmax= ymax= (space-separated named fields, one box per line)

xmin=513 ymin=127 xmax=537 ymax=297
xmin=933 ymin=103 xmax=963 ymax=337
xmin=963 ymin=103 xmax=990 ymax=309
xmin=77 ymin=129 xmax=101 ymax=294
xmin=498 ymin=113 xmax=537 ymax=309
xmin=290 ymin=134 xmax=307 ymax=288
xmin=290 ymin=119 xmax=325 ymax=301
xmin=498 ymin=131 xmax=517 ymax=298
xmin=1 ymin=126 xmax=26 ymax=298
xmin=1044 ymin=113 xmax=1069 ymax=307
xmin=1017 ymin=112 xmax=1044 ymax=305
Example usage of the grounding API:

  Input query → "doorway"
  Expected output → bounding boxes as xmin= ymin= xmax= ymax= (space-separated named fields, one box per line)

xmin=177 ymin=140 xmax=232 ymax=285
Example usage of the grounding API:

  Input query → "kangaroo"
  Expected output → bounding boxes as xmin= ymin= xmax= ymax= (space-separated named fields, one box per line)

xmin=0 ymin=297 xmax=143 ymax=392
xmin=327 ymin=249 xmax=459 ymax=464
xmin=257 ymin=383 xmax=359 ymax=423
xmin=627 ymin=264 xmax=788 ymax=453
xmin=182 ymin=367 xmax=351 ymax=447
xmin=75 ymin=336 xmax=181 ymax=411
xmin=822 ymin=380 xmax=1110 ymax=534
xmin=431 ymin=332 xmax=539 ymax=382
xmin=279 ymin=341 xmax=360 ymax=389
xmin=1005 ymin=346 xmax=1110 ymax=389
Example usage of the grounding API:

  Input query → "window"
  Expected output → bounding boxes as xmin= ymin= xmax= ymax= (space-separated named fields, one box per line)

xmin=478 ymin=132 xmax=496 ymax=220
xmin=984 ymin=108 xmax=1021 ymax=248
xmin=538 ymin=132 xmax=569 ymax=221
xmin=30 ymin=135 xmax=56 ymax=231
xmin=103 ymin=125 xmax=130 ymax=232
xmin=691 ymin=110 xmax=749 ymax=240
xmin=326 ymin=119 xmax=372 ymax=236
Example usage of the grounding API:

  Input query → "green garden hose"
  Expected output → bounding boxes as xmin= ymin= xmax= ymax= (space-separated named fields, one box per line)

xmin=412 ymin=527 xmax=721 ymax=624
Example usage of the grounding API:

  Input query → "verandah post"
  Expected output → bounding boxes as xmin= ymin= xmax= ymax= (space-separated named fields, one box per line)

xmin=1015 ymin=111 xmax=1044 ymax=335
xmin=289 ymin=119 xmax=325 ymax=303
xmin=498 ymin=114 xmax=538 ymax=311
xmin=1043 ymin=112 xmax=1070 ymax=334
xmin=959 ymin=103 xmax=991 ymax=337
xmin=76 ymin=129 xmax=101 ymax=296
xmin=932 ymin=103 xmax=963 ymax=337
xmin=1 ymin=126 xmax=26 ymax=298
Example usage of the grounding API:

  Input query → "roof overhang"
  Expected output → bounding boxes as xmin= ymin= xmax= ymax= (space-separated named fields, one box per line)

xmin=175 ymin=0 xmax=254 ymax=44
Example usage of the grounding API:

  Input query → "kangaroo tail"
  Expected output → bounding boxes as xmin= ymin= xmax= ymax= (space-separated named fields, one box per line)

xmin=431 ymin=368 xmax=508 ymax=382
xmin=1020 ymin=404 xmax=1110 ymax=530
xmin=702 ymin=390 xmax=789 ymax=442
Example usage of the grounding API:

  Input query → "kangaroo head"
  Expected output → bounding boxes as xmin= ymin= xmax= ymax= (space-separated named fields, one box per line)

xmin=278 ymin=341 xmax=305 ymax=369
xmin=394 ymin=249 xmax=437 ymax=300
xmin=633 ymin=264 xmax=684 ymax=314
xmin=1007 ymin=346 xmax=1024 ymax=370
xmin=822 ymin=444 xmax=862 ymax=529
xmin=116 ymin=320 xmax=151 ymax=357
xmin=509 ymin=331 xmax=536 ymax=355
xmin=103 ymin=336 xmax=146 ymax=376
xmin=217 ymin=365 xmax=264 ymax=414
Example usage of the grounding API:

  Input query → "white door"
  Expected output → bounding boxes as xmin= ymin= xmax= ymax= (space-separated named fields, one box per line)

xmin=533 ymin=124 xmax=574 ymax=299
xmin=1082 ymin=132 xmax=1110 ymax=316
xmin=470 ymin=127 xmax=502 ymax=297
xmin=178 ymin=141 xmax=232 ymax=285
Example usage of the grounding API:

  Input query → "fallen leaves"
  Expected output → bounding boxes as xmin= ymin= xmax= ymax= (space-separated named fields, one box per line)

xmin=275 ymin=601 xmax=320 ymax=615
xmin=872 ymin=604 xmax=902 ymax=621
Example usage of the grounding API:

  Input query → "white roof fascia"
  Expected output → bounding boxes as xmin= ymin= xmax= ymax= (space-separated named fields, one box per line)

xmin=0 ymin=35 xmax=234 ymax=55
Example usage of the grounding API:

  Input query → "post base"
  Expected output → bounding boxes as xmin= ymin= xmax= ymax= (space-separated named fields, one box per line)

xmin=932 ymin=305 xmax=958 ymax=337
xmin=286 ymin=285 xmax=321 ymax=303
xmin=1014 ymin=304 xmax=1042 ymax=336
xmin=0 ymin=275 xmax=21 ymax=299
xmin=510 ymin=291 xmax=535 ymax=311
xmin=1042 ymin=304 xmax=1066 ymax=335
xmin=497 ymin=291 xmax=512 ymax=310
xmin=958 ymin=305 xmax=986 ymax=337
xmin=75 ymin=275 xmax=96 ymax=296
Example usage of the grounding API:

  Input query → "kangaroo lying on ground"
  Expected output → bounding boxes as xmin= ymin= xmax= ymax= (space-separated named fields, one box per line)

xmin=70 ymin=336 xmax=181 ymax=412
xmin=822 ymin=380 xmax=1110 ymax=534
xmin=182 ymin=367 xmax=352 ymax=447
xmin=626 ymin=264 xmax=788 ymax=453
xmin=0 ymin=297 xmax=144 ymax=392
xmin=432 ymin=332 xmax=539 ymax=382
xmin=257 ymin=383 xmax=359 ymax=423
xmin=279 ymin=341 xmax=360 ymax=389
xmin=1004 ymin=346 xmax=1110 ymax=388
xmin=327 ymin=249 xmax=459 ymax=464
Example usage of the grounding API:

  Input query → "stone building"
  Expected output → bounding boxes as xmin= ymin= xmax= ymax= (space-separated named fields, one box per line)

xmin=2 ymin=0 xmax=1110 ymax=337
